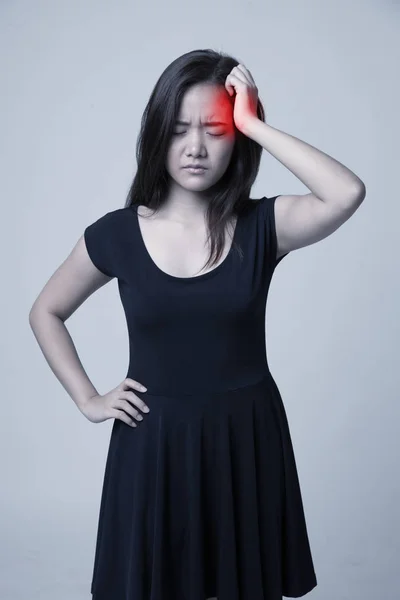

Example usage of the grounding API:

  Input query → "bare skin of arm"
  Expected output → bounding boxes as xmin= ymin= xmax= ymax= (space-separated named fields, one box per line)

xmin=28 ymin=235 xmax=150 ymax=428
xmin=242 ymin=119 xmax=366 ymax=259
xmin=274 ymin=191 xmax=365 ymax=259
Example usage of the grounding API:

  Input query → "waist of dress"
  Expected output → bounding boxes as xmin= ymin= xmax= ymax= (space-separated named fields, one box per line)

xmin=128 ymin=369 xmax=273 ymax=399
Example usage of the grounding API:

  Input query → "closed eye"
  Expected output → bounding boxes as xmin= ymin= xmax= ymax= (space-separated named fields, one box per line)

xmin=172 ymin=131 xmax=225 ymax=137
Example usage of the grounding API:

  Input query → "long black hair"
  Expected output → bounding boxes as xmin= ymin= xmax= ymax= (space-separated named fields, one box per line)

xmin=124 ymin=48 xmax=266 ymax=272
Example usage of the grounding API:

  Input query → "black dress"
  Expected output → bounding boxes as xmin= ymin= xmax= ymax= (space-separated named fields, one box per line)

xmin=84 ymin=195 xmax=318 ymax=600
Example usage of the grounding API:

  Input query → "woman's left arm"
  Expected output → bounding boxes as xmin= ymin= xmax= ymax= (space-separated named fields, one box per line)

xmin=225 ymin=64 xmax=366 ymax=255
xmin=243 ymin=118 xmax=366 ymax=206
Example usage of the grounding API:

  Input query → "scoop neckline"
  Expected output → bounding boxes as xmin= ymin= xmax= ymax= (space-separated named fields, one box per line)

xmin=129 ymin=204 xmax=241 ymax=283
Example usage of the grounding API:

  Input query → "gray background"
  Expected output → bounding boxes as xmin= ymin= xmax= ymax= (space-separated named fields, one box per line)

xmin=1 ymin=0 xmax=399 ymax=598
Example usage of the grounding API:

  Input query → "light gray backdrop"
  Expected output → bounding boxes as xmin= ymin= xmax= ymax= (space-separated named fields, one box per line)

xmin=1 ymin=0 xmax=399 ymax=599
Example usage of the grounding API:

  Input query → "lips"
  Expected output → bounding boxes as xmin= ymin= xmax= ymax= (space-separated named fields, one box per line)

xmin=184 ymin=165 xmax=207 ymax=169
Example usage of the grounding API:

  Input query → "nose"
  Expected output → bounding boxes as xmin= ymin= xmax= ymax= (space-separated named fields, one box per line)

xmin=184 ymin=130 xmax=208 ymax=154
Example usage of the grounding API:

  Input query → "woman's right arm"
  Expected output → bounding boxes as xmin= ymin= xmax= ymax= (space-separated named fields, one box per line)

xmin=28 ymin=234 xmax=114 ymax=414
xmin=29 ymin=218 xmax=150 ymax=426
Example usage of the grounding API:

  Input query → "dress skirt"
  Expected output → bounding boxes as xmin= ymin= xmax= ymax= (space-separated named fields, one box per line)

xmin=90 ymin=372 xmax=317 ymax=600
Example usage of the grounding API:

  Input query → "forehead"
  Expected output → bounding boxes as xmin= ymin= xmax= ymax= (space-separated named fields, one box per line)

xmin=178 ymin=83 xmax=232 ymax=122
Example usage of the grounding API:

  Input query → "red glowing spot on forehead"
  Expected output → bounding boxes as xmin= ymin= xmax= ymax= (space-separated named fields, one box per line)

xmin=206 ymin=89 xmax=235 ymax=137
xmin=176 ymin=86 xmax=236 ymax=139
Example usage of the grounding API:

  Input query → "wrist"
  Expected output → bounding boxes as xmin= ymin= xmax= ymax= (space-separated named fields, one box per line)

xmin=241 ymin=117 xmax=263 ymax=139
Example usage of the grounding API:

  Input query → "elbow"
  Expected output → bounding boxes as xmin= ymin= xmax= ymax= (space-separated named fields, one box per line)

xmin=352 ymin=181 xmax=366 ymax=204
xmin=28 ymin=306 xmax=39 ymax=327
xmin=28 ymin=303 xmax=47 ymax=327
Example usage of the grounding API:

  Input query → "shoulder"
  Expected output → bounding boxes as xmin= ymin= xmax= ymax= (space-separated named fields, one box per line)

xmin=84 ymin=207 xmax=132 ymax=242
xmin=254 ymin=195 xmax=278 ymax=215
xmin=85 ymin=207 xmax=128 ymax=230
xmin=253 ymin=195 xmax=284 ymax=229
xmin=83 ymin=208 xmax=131 ymax=278
xmin=241 ymin=195 xmax=277 ymax=215
xmin=253 ymin=195 xmax=290 ymax=263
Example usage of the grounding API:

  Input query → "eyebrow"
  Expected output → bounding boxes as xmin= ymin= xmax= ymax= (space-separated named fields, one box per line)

xmin=175 ymin=119 xmax=227 ymax=126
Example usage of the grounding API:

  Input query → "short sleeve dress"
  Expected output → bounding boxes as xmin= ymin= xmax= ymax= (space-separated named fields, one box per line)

xmin=84 ymin=195 xmax=318 ymax=600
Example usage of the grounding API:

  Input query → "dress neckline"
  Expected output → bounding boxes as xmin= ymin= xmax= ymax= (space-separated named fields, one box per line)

xmin=129 ymin=204 xmax=241 ymax=283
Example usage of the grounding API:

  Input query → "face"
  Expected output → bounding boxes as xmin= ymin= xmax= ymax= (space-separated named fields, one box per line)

xmin=165 ymin=82 xmax=236 ymax=199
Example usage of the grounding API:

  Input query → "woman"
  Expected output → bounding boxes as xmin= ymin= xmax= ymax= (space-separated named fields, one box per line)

xmin=29 ymin=48 xmax=366 ymax=600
